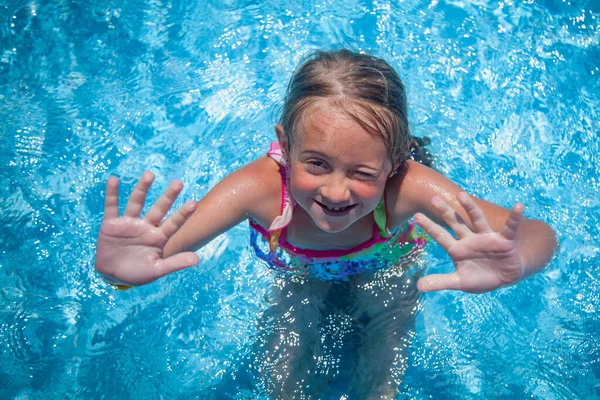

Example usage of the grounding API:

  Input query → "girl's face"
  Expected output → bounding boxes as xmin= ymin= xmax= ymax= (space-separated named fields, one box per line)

xmin=279 ymin=103 xmax=394 ymax=233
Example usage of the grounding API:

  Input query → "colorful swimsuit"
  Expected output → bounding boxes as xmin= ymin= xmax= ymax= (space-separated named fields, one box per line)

xmin=249 ymin=143 xmax=428 ymax=281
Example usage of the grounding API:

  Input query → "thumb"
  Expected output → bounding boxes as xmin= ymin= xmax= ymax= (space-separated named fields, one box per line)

xmin=155 ymin=252 xmax=200 ymax=278
xmin=417 ymin=273 xmax=462 ymax=292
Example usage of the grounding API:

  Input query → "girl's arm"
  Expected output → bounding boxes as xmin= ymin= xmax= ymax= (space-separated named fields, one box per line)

xmin=94 ymin=157 xmax=281 ymax=288
xmin=163 ymin=157 xmax=281 ymax=257
xmin=388 ymin=161 xmax=558 ymax=293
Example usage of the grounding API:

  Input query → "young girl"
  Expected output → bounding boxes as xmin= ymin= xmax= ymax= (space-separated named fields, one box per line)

xmin=95 ymin=50 xmax=557 ymax=397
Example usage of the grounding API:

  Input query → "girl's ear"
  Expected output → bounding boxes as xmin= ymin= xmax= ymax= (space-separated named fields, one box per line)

xmin=275 ymin=124 xmax=290 ymax=160
xmin=389 ymin=162 xmax=401 ymax=178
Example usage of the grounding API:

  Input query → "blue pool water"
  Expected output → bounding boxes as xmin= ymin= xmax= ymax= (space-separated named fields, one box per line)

xmin=1 ymin=0 xmax=599 ymax=398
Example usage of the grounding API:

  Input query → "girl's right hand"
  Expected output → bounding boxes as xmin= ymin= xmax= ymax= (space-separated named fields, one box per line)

xmin=94 ymin=172 xmax=200 ymax=288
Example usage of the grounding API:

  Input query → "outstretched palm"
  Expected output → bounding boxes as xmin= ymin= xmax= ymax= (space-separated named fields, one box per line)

xmin=95 ymin=172 xmax=199 ymax=288
xmin=415 ymin=192 xmax=525 ymax=293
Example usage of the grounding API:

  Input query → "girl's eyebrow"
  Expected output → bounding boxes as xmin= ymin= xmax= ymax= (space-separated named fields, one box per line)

xmin=298 ymin=150 xmax=328 ymax=158
xmin=299 ymin=150 xmax=382 ymax=171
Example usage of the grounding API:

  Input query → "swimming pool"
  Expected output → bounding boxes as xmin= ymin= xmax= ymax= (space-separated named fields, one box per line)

xmin=1 ymin=0 xmax=599 ymax=398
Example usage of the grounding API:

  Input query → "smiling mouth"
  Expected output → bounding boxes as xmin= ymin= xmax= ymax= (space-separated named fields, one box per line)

xmin=314 ymin=199 xmax=357 ymax=215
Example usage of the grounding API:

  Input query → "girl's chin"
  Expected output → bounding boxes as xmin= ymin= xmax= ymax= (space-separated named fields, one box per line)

xmin=309 ymin=210 xmax=356 ymax=233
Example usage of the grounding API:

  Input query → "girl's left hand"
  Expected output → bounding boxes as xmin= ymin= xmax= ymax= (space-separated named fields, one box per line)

xmin=414 ymin=192 xmax=525 ymax=294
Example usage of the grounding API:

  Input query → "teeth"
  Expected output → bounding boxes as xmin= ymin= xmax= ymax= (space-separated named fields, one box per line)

xmin=316 ymin=200 xmax=352 ymax=212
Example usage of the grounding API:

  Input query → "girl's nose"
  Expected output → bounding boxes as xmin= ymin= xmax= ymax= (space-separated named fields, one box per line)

xmin=321 ymin=174 xmax=350 ymax=203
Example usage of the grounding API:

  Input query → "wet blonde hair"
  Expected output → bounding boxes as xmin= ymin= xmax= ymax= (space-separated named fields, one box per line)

xmin=280 ymin=49 xmax=431 ymax=168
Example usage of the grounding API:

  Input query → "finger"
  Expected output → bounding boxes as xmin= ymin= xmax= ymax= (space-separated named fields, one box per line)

xmin=103 ymin=177 xmax=119 ymax=220
xmin=431 ymin=196 xmax=472 ymax=238
xmin=124 ymin=171 xmax=154 ymax=218
xmin=160 ymin=200 xmax=197 ymax=238
xmin=144 ymin=180 xmax=184 ymax=226
xmin=417 ymin=272 xmax=461 ymax=292
xmin=499 ymin=202 xmax=524 ymax=241
xmin=155 ymin=252 xmax=200 ymax=278
xmin=457 ymin=192 xmax=493 ymax=234
xmin=414 ymin=212 xmax=457 ymax=250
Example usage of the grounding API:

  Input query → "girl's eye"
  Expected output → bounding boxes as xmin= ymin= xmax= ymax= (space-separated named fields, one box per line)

xmin=308 ymin=160 xmax=326 ymax=169
xmin=355 ymin=171 xmax=376 ymax=180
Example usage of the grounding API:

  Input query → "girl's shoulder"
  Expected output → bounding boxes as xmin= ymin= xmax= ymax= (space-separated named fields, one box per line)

xmin=230 ymin=156 xmax=283 ymax=227
xmin=238 ymin=155 xmax=281 ymax=181
xmin=384 ymin=160 xmax=456 ymax=229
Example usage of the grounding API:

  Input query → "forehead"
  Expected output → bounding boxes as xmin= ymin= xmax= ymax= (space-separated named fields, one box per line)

xmin=293 ymin=101 xmax=390 ymax=166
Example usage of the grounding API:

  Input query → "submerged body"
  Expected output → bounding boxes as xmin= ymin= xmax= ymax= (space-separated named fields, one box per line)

xmin=252 ymin=268 xmax=420 ymax=399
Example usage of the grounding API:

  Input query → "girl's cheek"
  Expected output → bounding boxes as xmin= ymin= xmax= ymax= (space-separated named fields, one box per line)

xmin=353 ymin=185 xmax=381 ymax=201
xmin=290 ymin=169 xmax=320 ymax=193
xmin=349 ymin=180 xmax=387 ymax=205
xmin=349 ymin=177 xmax=383 ymax=195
